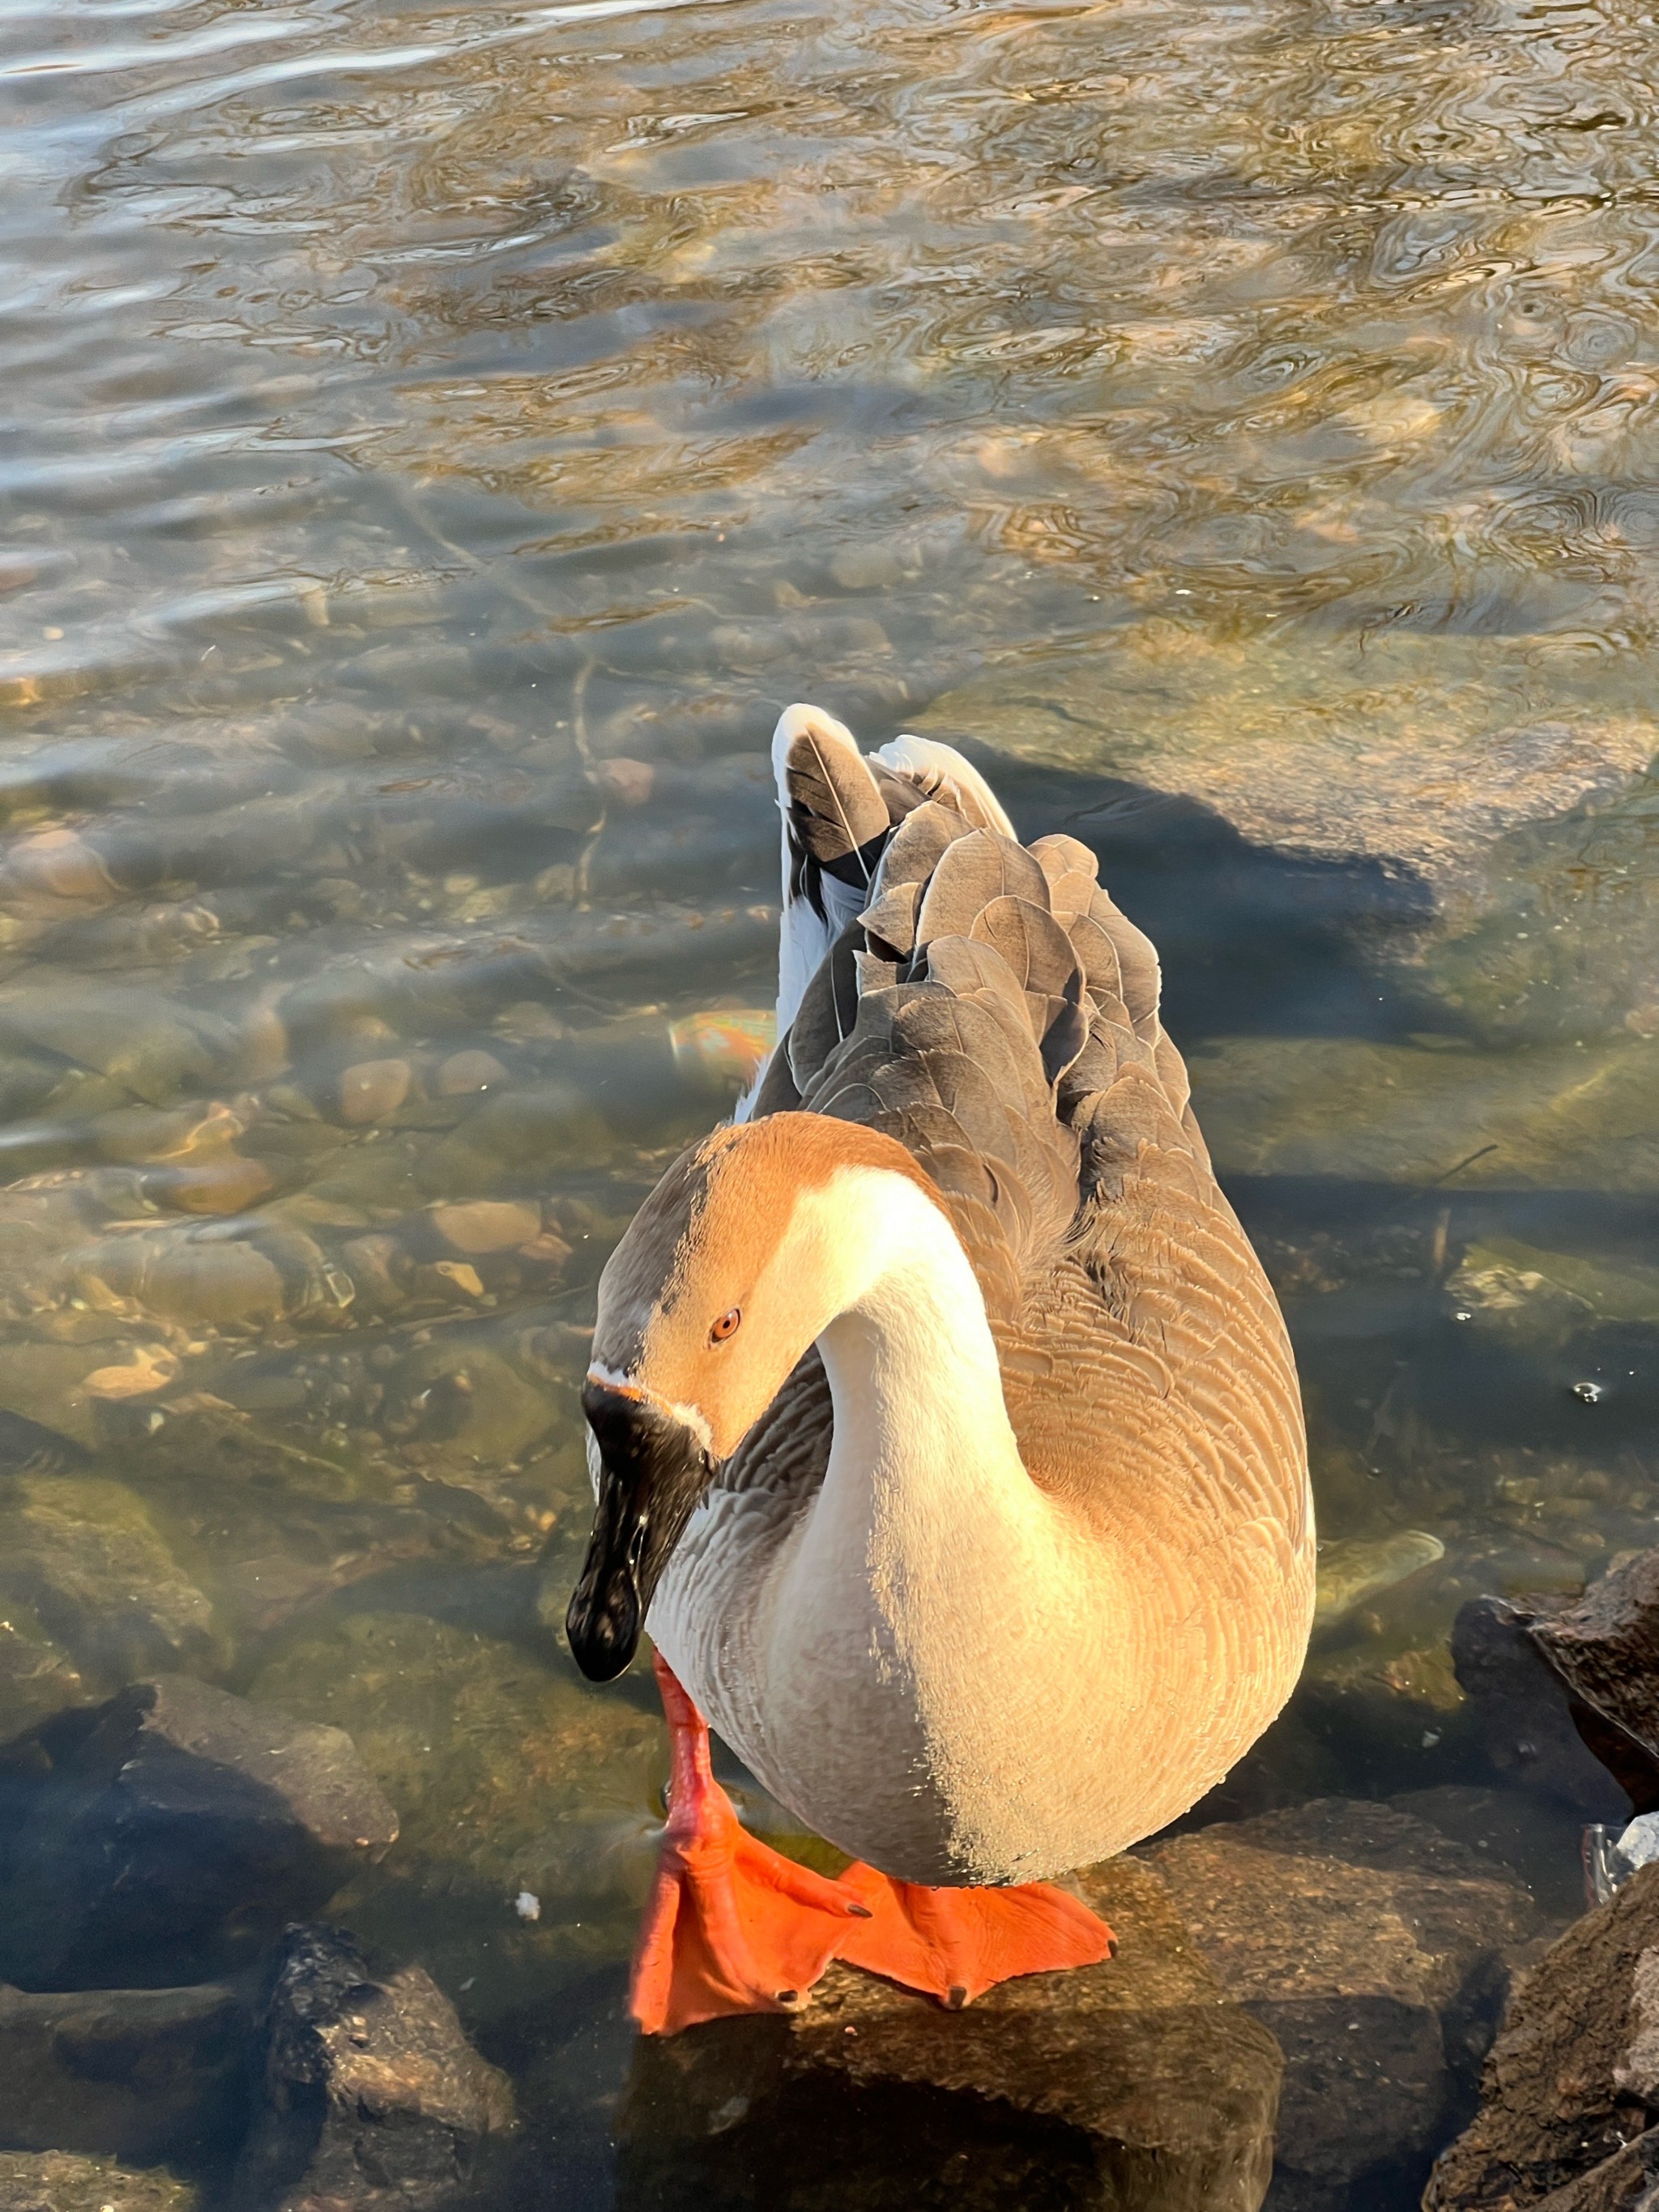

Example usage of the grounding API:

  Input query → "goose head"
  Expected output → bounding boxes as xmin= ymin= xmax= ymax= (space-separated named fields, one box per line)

xmin=565 ymin=1112 xmax=939 ymax=1680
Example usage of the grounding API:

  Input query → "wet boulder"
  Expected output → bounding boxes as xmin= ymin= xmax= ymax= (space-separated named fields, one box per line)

xmin=1426 ymin=1860 xmax=1659 ymax=2210
xmin=1142 ymin=1799 xmax=1542 ymax=2212
xmin=616 ymin=1856 xmax=1282 ymax=2212
xmin=0 ymin=1675 xmax=397 ymax=1989
xmin=232 ymin=1924 xmax=514 ymax=2212
xmin=0 ymin=1979 xmax=248 ymax=2166
xmin=0 ymin=2150 xmax=199 ymax=2212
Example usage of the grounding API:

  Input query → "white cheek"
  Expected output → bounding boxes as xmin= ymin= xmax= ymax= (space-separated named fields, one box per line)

xmin=667 ymin=1399 xmax=715 ymax=1453
xmin=583 ymin=1363 xmax=715 ymax=1458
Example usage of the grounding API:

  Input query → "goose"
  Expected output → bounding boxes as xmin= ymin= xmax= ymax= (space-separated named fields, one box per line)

xmin=566 ymin=703 xmax=1315 ymax=2035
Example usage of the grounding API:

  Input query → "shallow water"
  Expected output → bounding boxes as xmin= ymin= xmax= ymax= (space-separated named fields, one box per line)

xmin=3 ymin=0 xmax=1659 ymax=2197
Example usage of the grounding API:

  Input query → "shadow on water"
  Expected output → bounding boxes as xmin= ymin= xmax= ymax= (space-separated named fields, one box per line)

xmin=971 ymin=745 xmax=1443 ymax=1042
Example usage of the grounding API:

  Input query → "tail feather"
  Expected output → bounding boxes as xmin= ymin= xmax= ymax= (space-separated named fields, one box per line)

xmin=872 ymin=733 xmax=1016 ymax=839
xmin=770 ymin=705 xmax=886 ymax=1053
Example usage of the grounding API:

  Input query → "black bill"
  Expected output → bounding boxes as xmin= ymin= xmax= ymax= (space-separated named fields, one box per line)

xmin=565 ymin=1381 xmax=713 ymax=1681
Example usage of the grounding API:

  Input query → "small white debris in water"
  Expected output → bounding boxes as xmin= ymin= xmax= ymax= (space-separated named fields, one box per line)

xmin=1571 ymin=1380 xmax=1605 ymax=1404
xmin=459 ymin=1978 xmax=476 ymax=1992
xmin=514 ymin=1890 xmax=540 ymax=1921
xmin=1422 ymin=1731 xmax=1441 ymax=1749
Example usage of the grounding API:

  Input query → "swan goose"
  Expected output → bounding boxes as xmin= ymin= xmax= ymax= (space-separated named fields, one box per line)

xmin=567 ymin=703 xmax=1315 ymax=2033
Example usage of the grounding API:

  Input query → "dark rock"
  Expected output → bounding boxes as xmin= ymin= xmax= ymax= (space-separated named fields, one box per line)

xmin=0 ymin=1676 xmax=397 ymax=1989
xmin=1531 ymin=1548 xmax=1659 ymax=1771
xmin=616 ymin=1856 xmax=1282 ymax=2212
xmin=0 ymin=1979 xmax=248 ymax=2165
xmin=1452 ymin=1595 xmax=1640 ymax=1819
xmin=233 ymin=1924 xmax=514 ymax=2212
xmin=1426 ymin=1860 xmax=1659 ymax=2209
xmin=1529 ymin=2132 xmax=1659 ymax=2212
xmin=1143 ymin=1799 xmax=1542 ymax=2212
xmin=0 ymin=2149 xmax=198 ymax=2212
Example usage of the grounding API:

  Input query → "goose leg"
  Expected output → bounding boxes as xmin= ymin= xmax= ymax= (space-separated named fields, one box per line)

xmin=833 ymin=1864 xmax=1115 ymax=2009
xmin=631 ymin=1653 xmax=873 ymax=2035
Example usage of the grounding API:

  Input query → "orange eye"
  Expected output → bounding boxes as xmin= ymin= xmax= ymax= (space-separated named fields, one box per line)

xmin=710 ymin=1308 xmax=741 ymax=1343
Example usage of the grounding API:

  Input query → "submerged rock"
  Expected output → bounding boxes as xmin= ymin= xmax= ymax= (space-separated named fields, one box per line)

xmin=0 ymin=1979 xmax=248 ymax=2166
xmin=1143 ymin=1799 xmax=1542 ymax=2212
xmin=1313 ymin=1531 xmax=1445 ymax=1631
xmin=0 ymin=1675 xmax=396 ymax=1989
xmin=0 ymin=973 xmax=237 ymax=1107
xmin=0 ymin=1475 xmax=220 ymax=1694
xmin=1452 ymin=1594 xmax=1652 ymax=1819
xmin=0 ymin=1618 xmax=83 ymax=1739
xmin=339 ymin=1059 xmax=413 ymax=1126
xmin=247 ymin=1613 xmax=660 ymax=2007
xmin=616 ymin=1857 xmax=1282 ymax=2212
xmin=387 ymin=1342 xmax=558 ymax=1467
xmin=1391 ymin=1785 xmax=1593 ymax=1928
xmin=1426 ymin=1861 xmax=1659 ymax=2210
xmin=1188 ymin=1034 xmax=1659 ymax=1194
xmin=75 ymin=1229 xmax=287 ymax=1329
xmin=0 ymin=2149 xmax=197 ymax=2212
xmin=1446 ymin=1241 xmax=1659 ymax=1350
xmin=428 ymin=1200 xmax=541 ymax=1256
xmin=918 ymin=639 xmax=1653 ymax=912
xmin=1296 ymin=1628 xmax=1472 ymax=1800
xmin=232 ymin=1924 xmax=514 ymax=2212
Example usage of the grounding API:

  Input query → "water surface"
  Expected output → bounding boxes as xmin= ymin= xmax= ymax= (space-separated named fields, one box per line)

xmin=4 ymin=0 xmax=1659 ymax=2197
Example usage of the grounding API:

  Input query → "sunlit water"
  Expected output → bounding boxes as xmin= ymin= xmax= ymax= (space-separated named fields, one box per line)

xmin=3 ymin=0 xmax=1659 ymax=2197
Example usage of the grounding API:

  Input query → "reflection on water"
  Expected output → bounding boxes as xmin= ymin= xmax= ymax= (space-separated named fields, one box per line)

xmin=3 ymin=0 xmax=1659 ymax=2197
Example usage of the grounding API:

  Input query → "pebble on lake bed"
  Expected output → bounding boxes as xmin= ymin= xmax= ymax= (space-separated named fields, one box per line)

xmin=430 ymin=1199 xmax=542 ymax=1254
xmin=338 ymin=1058 xmax=413 ymax=1125
xmin=434 ymin=1050 xmax=509 ymax=1097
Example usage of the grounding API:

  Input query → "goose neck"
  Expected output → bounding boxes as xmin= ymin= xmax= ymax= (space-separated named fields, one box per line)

xmin=808 ymin=1172 xmax=1026 ymax=1504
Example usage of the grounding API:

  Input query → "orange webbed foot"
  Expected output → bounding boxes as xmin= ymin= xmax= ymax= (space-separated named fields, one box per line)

xmin=630 ymin=1654 xmax=873 ymax=2035
xmin=834 ymin=1863 xmax=1115 ymax=2008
